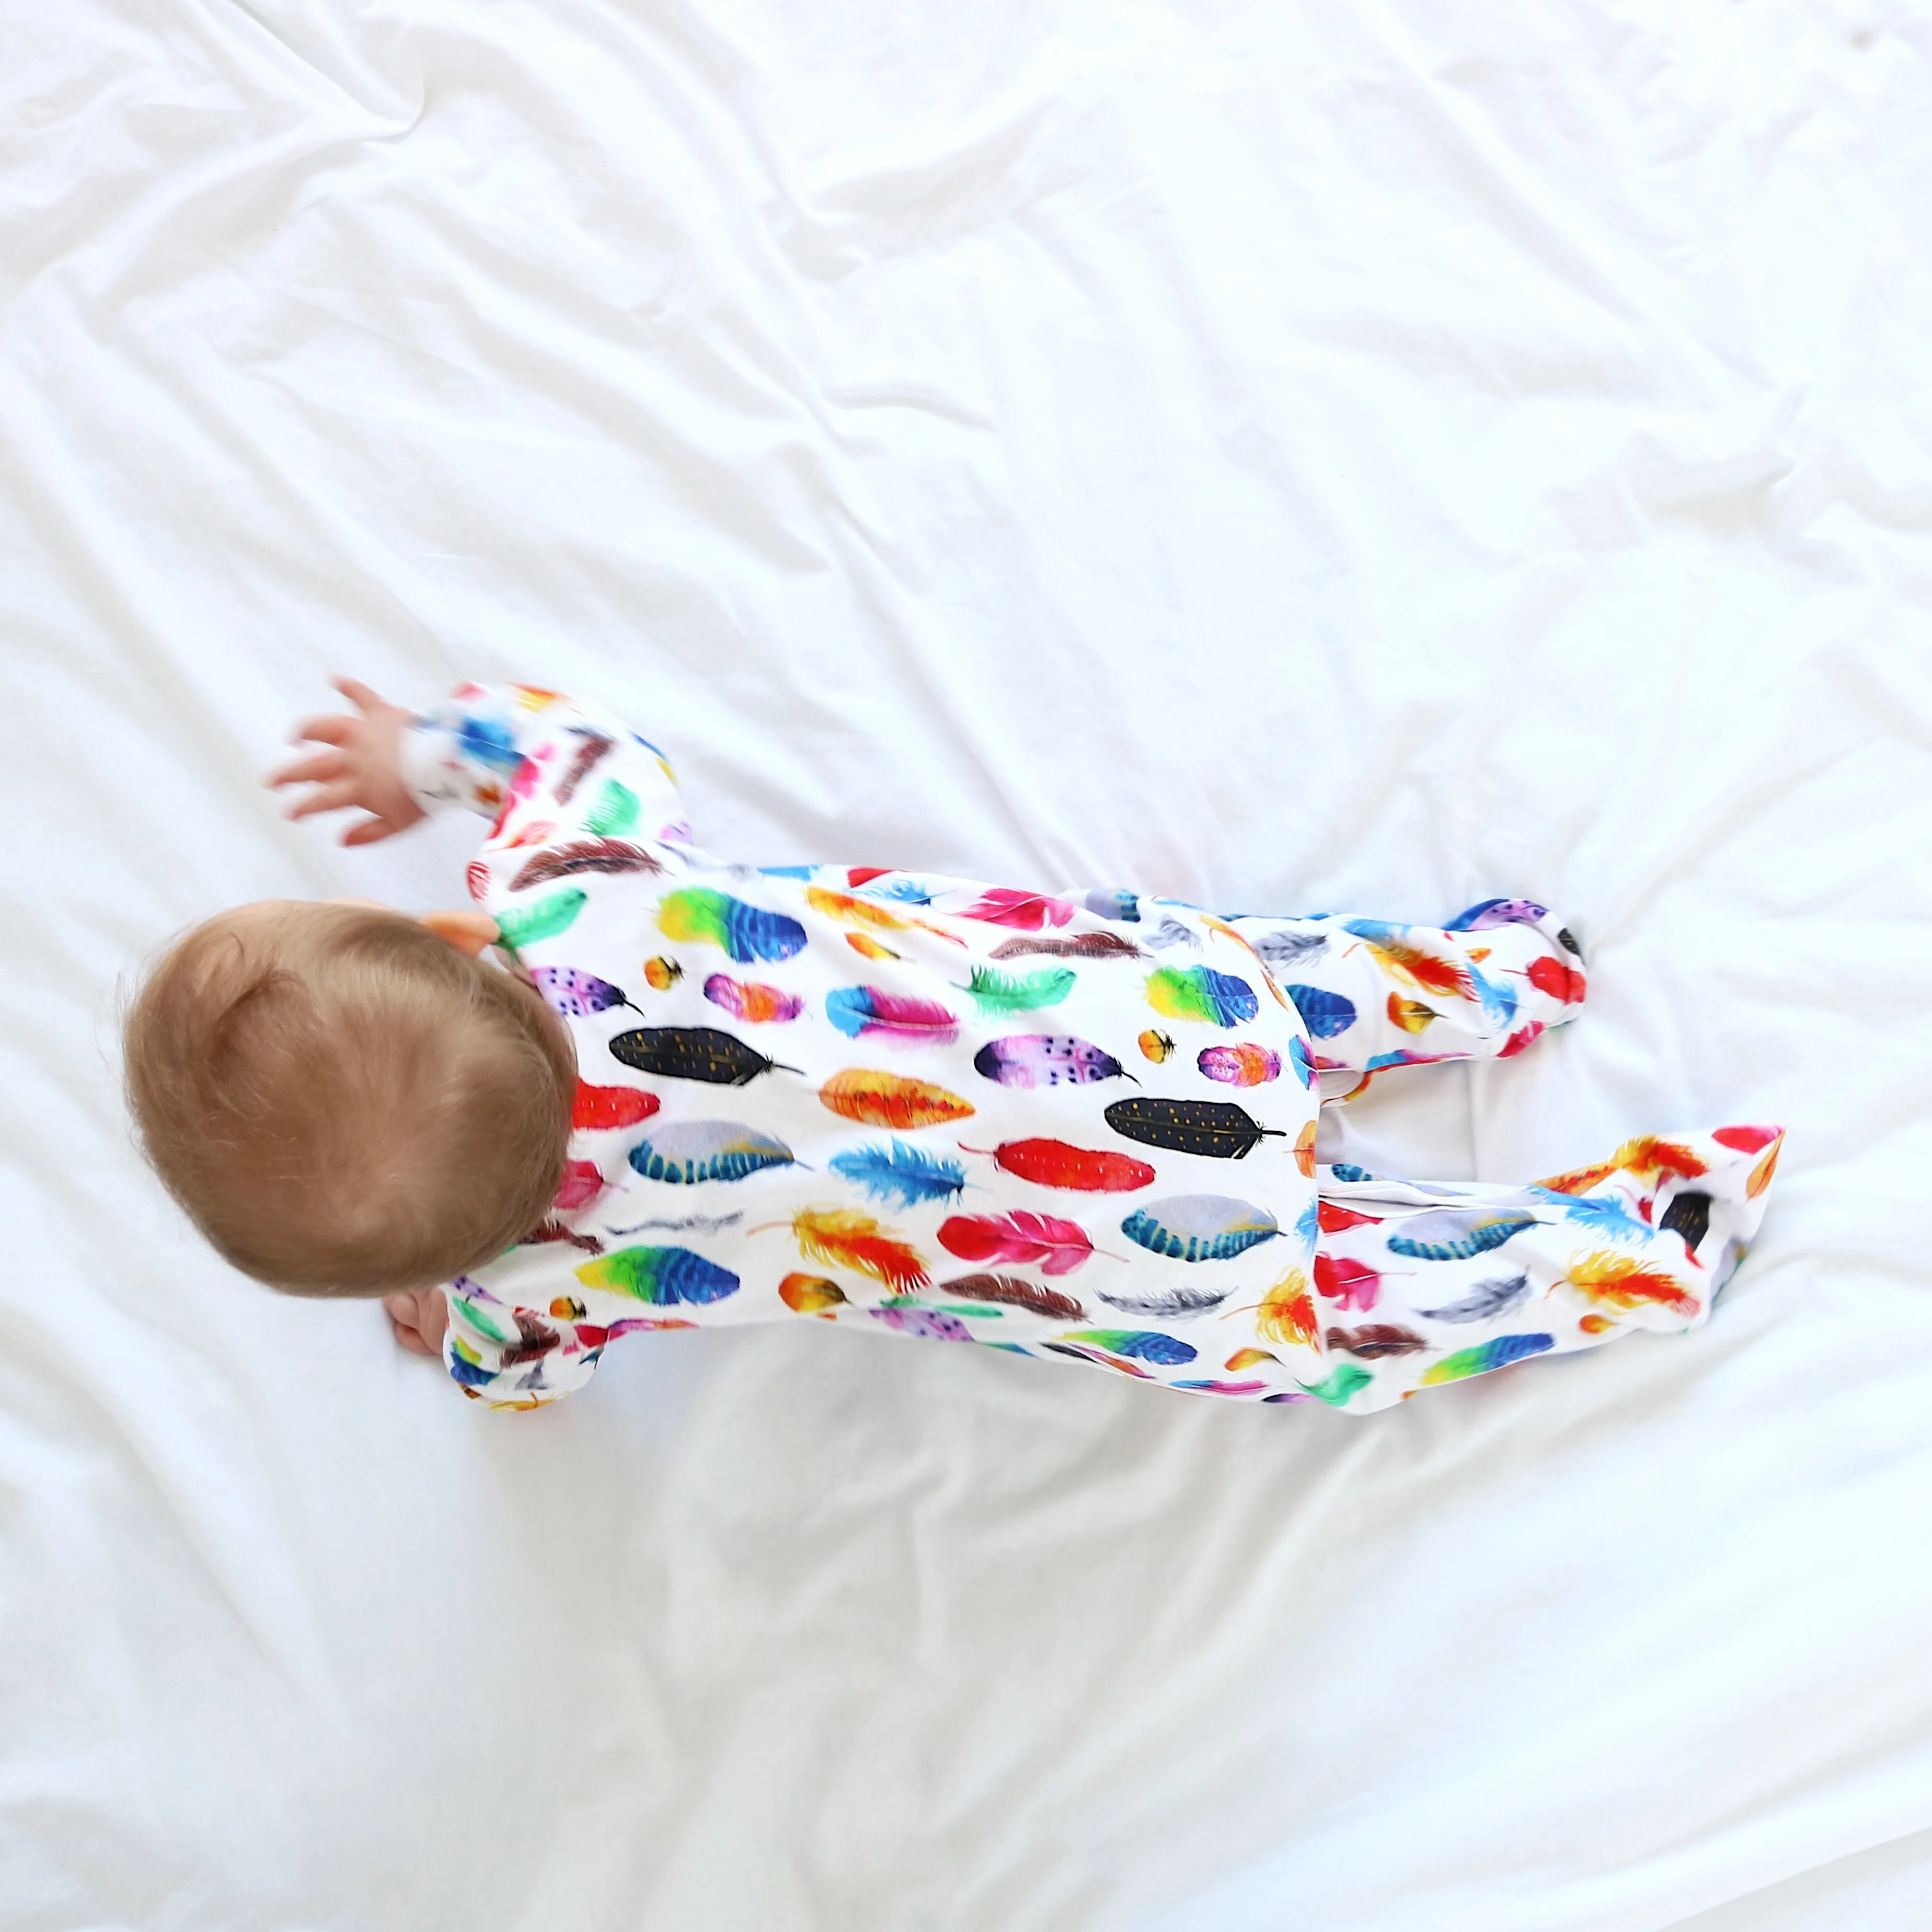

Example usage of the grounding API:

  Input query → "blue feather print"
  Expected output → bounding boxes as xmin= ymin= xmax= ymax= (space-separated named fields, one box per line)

xmin=1284 ymin=984 xmax=1357 ymax=1039
xmin=1470 ymin=961 xmax=1517 ymax=1030
xmin=1530 ymin=1188 xmax=1653 ymax=1243
xmin=829 ymin=1141 xmax=969 ymax=1210
xmin=1294 ymin=1197 xmax=1320 ymax=1249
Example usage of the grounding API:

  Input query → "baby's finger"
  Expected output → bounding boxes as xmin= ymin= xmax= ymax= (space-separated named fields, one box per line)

xmin=291 ymin=713 xmax=354 ymax=748
xmin=340 ymin=817 xmax=396 ymax=847
xmin=331 ymin=675 xmax=386 ymax=714
xmin=263 ymin=749 xmax=347 ymax=790
xmin=283 ymin=780 xmax=358 ymax=821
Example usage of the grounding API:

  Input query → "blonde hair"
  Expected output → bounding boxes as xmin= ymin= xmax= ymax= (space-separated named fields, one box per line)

xmin=124 ymin=902 xmax=576 ymax=1296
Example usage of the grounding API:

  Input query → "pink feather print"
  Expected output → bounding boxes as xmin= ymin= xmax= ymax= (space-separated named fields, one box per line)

xmin=825 ymin=985 xmax=960 ymax=1047
xmin=1313 ymin=1254 xmax=1381 ymax=1311
xmin=937 ymin=1211 xmax=1099 ymax=1276
xmin=956 ymin=887 xmax=1077 ymax=930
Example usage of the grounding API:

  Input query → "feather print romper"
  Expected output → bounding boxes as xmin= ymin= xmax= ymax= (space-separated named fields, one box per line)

xmin=407 ymin=684 xmax=1784 ymax=1415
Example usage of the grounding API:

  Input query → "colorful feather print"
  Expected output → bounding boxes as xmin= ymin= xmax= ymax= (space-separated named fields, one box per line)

xmin=1056 ymin=1329 xmax=1198 ymax=1365
xmin=973 ymin=1034 xmax=1131 ymax=1088
xmin=1714 ymin=1124 xmax=1781 ymax=1154
xmin=804 ymin=886 xmax=962 ymax=946
xmin=1415 ymin=1272 xmax=1530 ymax=1323
xmin=1102 ymin=1097 xmax=1284 ymax=1159
xmin=1313 ymin=1254 xmax=1382 ymax=1311
xmin=494 ymin=889 xmax=588 ymax=951
xmin=572 ymin=1083 xmax=660 ymax=1131
xmin=1385 ymin=1209 xmax=1537 ymax=1262
xmin=856 ymin=875 xmax=940 ymax=905
xmin=1145 ymin=918 xmax=1202 ymax=951
xmin=1252 ymin=1269 xmax=1319 ymax=1347
xmin=959 ymin=1137 xmax=1156 ymax=1192
xmin=818 ymin=1068 xmax=975 ymax=1130
xmin=1283 ymin=984 xmax=1356 ymax=1039
xmin=530 ymin=966 xmax=636 ymax=1017
xmin=955 ymin=887 xmax=1076 ymax=930
xmin=657 ymin=888 xmax=807 ymax=963
xmin=456 ymin=715 xmax=522 ymax=774
xmin=509 ymin=837 xmax=661 ymax=889
xmin=1562 ymin=1250 xmax=1699 ymax=1318
xmin=825 ymin=986 xmax=959 ymax=1047
xmin=1082 ymin=889 xmax=1141 ymax=922
xmin=870 ymin=1305 xmax=972 ymax=1342
xmin=781 ymin=1208 xmax=929 ymax=1291
xmin=584 ymin=778 xmax=641 ymax=837
xmin=1144 ymin=965 xmax=1258 ymax=1028
xmin=1387 ymin=995 xmax=1437 ymax=1034
xmin=828 ymin=1141 xmax=969 ymax=1210
xmin=1287 ymin=1038 xmax=1316 ymax=1089
xmin=1095 ymin=1284 xmax=1231 ymax=1319
xmin=779 ymin=1273 xmax=846 ymax=1315
xmin=1524 ymin=954 xmax=1586 ymax=1003
xmin=609 ymin=1028 xmax=801 ymax=1085
xmin=1120 ymin=1196 xmax=1279 ymax=1262
xmin=465 ymin=858 xmax=491 ymax=901
xmin=846 ymin=934 xmax=901 ymax=960
xmin=938 ymin=1273 xmax=1087 ymax=1321
xmin=1527 ymin=1188 xmax=1654 ymax=1244
xmin=1040 ymin=1341 xmax=1154 ymax=1377
xmin=1659 ymin=1191 xmax=1711 ymax=1251
xmin=1296 ymin=1361 xmax=1374 ymax=1407
xmin=575 ymin=1245 xmax=741 ymax=1305
xmin=955 ymin=964 xmax=1076 ymax=1015
xmin=1249 ymin=928 xmax=1329 ymax=968
xmin=524 ymin=1221 xmax=604 ymax=1255
xmin=1197 ymin=1043 xmax=1281 ymax=1086
xmin=1225 ymin=1348 xmax=1279 ymax=1371
xmin=1326 ymin=1324 xmax=1427 ymax=1358
xmin=1420 ymin=1333 xmax=1555 ymax=1384
xmin=990 ymin=931 xmax=1146 ymax=961
xmin=550 ymin=730 xmax=614 ymax=806
xmin=1445 ymin=898 xmax=1548 ymax=932
xmin=551 ymin=1160 xmax=607 ymax=1211
xmin=627 ymin=1122 xmax=796 ymax=1184
xmin=702 ymin=974 xmax=802 ymax=1024
xmin=938 ymin=1211 xmax=1101 ymax=1276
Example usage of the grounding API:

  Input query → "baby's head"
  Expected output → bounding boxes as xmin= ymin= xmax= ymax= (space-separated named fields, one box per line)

xmin=124 ymin=900 xmax=576 ymax=1297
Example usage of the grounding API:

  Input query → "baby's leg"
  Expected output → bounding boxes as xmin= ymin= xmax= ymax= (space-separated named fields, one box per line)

xmin=1218 ymin=899 xmax=1584 ymax=1073
xmin=1298 ymin=1125 xmax=1784 ymax=1414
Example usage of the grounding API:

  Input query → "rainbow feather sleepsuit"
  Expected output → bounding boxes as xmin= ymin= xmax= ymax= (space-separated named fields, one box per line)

xmin=406 ymin=683 xmax=1784 ymax=1416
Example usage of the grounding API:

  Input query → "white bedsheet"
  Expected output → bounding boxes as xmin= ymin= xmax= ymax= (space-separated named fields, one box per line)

xmin=7 ymin=3 xmax=1932 ymax=1927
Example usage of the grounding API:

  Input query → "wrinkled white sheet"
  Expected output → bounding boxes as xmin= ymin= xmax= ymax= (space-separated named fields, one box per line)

xmin=6 ymin=3 xmax=1932 ymax=1927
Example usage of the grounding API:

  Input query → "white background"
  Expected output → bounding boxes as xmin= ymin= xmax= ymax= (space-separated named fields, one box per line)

xmin=5 ymin=2 xmax=1932 ymax=1926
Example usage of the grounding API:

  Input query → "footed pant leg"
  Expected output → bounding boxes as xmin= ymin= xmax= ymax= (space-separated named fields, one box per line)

xmin=1218 ymin=899 xmax=1586 ymax=1073
xmin=1292 ymin=1125 xmax=1786 ymax=1414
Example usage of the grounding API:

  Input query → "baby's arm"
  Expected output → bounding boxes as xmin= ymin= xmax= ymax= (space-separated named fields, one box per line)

xmin=267 ymin=675 xmax=689 ymax=851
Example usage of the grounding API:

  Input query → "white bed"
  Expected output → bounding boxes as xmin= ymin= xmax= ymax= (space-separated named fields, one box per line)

xmin=7 ymin=3 xmax=1932 ymax=1926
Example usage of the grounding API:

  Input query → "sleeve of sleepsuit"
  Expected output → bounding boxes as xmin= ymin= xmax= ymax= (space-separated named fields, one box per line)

xmin=400 ymin=680 xmax=691 ymax=848
xmin=1220 ymin=902 xmax=1588 ymax=1072
xmin=441 ymin=1278 xmax=604 ymax=1410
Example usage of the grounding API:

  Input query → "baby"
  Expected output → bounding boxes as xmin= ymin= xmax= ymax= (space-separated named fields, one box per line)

xmin=124 ymin=677 xmax=1784 ymax=1413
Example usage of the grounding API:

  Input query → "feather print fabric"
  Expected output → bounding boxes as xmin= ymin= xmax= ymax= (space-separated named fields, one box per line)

xmin=409 ymin=685 xmax=1784 ymax=1414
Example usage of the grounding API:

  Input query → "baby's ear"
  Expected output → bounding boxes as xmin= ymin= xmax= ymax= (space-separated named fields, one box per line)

xmin=421 ymin=909 xmax=500 ymax=956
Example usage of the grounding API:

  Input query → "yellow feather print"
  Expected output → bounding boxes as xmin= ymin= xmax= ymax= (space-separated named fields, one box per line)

xmin=818 ymin=1067 xmax=976 ymax=1130
xmin=1254 ymin=1269 xmax=1319 ymax=1348
xmin=788 ymin=1209 xmax=930 ymax=1292
xmin=1387 ymin=993 xmax=1437 ymax=1033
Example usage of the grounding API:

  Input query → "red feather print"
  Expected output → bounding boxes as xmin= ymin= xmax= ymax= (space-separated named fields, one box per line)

xmin=1317 ymin=1201 xmax=1385 ymax=1234
xmin=1313 ymin=1254 xmax=1381 ymax=1310
xmin=1714 ymin=1124 xmax=1781 ymax=1154
xmin=959 ymin=1138 xmax=1156 ymax=1192
xmin=847 ymin=867 xmax=893 ymax=887
xmin=956 ymin=887 xmax=1077 ymax=930
xmin=553 ymin=1160 xmax=607 ymax=1210
xmin=938 ymin=1211 xmax=1098 ymax=1276
xmin=465 ymin=859 xmax=490 ymax=901
xmin=572 ymin=1084 xmax=660 ymax=1130
xmin=1612 ymin=1136 xmax=1708 ymax=1183
xmin=1524 ymin=954 xmax=1585 ymax=1002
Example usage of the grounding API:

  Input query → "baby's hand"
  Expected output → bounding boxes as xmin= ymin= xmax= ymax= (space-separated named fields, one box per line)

xmin=384 ymin=1287 xmax=450 ymax=1358
xmin=266 ymin=675 xmax=428 ymax=847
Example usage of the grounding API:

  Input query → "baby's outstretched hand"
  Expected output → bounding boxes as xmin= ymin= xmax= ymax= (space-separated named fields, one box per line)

xmin=385 ymin=1287 xmax=450 ymax=1358
xmin=266 ymin=675 xmax=428 ymax=846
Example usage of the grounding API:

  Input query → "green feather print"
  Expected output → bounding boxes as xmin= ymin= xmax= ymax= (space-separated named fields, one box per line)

xmin=956 ymin=964 xmax=1076 ymax=1015
xmin=494 ymin=888 xmax=588 ymax=951
xmin=585 ymin=779 xmax=640 ymax=837
xmin=1297 ymin=1361 xmax=1374 ymax=1407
